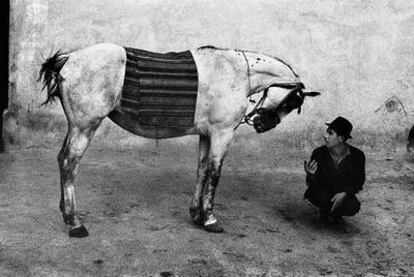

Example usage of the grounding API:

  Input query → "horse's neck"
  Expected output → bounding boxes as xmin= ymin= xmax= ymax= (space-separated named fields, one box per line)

xmin=241 ymin=52 xmax=268 ymax=95
xmin=244 ymin=51 xmax=299 ymax=96
xmin=194 ymin=47 xmax=299 ymax=97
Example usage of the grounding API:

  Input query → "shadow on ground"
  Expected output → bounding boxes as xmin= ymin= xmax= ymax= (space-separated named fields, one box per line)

xmin=0 ymin=140 xmax=413 ymax=276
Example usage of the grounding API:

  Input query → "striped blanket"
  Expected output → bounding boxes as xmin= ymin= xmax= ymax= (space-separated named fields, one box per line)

xmin=120 ymin=47 xmax=198 ymax=132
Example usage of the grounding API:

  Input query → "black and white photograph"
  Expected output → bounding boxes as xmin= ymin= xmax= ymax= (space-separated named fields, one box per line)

xmin=1 ymin=0 xmax=414 ymax=276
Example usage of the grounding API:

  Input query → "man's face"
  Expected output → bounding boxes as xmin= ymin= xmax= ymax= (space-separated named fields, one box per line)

xmin=324 ymin=128 xmax=342 ymax=148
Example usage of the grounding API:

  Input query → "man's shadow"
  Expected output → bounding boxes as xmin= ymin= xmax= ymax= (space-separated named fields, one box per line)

xmin=274 ymin=198 xmax=362 ymax=235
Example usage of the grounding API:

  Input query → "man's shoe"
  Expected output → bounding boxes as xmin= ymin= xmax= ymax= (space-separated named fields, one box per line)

xmin=319 ymin=210 xmax=330 ymax=221
xmin=331 ymin=216 xmax=345 ymax=225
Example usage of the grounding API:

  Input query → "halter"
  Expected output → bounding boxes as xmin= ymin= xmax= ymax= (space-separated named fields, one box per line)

xmin=240 ymin=50 xmax=268 ymax=125
xmin=241 ymin=83 xmax=306 ymax=126
xmin=238 ymin=49 xmax=307 ymax=126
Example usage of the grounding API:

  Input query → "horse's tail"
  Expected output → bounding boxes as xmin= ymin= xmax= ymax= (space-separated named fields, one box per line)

xmin=38 ymin=50 xmax=69 ymax=105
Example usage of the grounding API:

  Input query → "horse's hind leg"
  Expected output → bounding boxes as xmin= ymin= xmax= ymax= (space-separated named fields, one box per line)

xmin=58 ymin=123 xmax=100 ymax=237
xmin=189 ymin=134 xmax=210 ymax=225
xmin=201 ymin=131 xmax=233 ymax=233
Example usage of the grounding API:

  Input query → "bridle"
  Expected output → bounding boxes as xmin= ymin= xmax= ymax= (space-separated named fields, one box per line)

xmin=240 ymin=49 xmax=264 ymax=125
xmin=238 ymin=50 xmax=319 ymax=130
xmin=241 ymin=82 xmax=306 ymax=126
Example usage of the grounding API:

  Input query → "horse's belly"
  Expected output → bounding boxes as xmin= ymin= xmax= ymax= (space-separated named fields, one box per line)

xmin=108 ymin=109 xmax=198 ymax=139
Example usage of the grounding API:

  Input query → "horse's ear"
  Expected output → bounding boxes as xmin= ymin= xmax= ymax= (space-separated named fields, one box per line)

xmin=302 ymin=91 xmax=321 ymax=97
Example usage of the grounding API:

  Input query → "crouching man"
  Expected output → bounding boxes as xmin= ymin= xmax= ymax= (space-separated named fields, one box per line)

xmin=304 ymin=116 xmax=365 ymax=224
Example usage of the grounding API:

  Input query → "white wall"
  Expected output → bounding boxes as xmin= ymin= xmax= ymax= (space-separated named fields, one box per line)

xmin=7 ymin=0 xmax=414 ymax=147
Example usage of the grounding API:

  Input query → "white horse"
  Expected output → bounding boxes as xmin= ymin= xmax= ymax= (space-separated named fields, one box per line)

xmin=39 ymin=43 xmax=320 ymax=237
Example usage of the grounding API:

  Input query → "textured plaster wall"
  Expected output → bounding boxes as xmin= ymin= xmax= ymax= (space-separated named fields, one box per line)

xmin=7 ymin=0 xmax=414 ymax=147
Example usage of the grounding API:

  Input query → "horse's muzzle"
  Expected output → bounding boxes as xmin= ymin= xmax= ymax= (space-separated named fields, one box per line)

xmin=253 ymin=108 xmax=281 ymax=133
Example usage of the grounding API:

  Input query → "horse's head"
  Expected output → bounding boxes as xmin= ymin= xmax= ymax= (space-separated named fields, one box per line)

xmin=251 ymin=83 xmax=321 ymax=133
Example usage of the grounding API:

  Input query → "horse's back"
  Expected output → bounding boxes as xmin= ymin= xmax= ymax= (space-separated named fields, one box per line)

xmin=61 ymin=43 xmax=126 ymax=79
xmin=69 ymin=43 xmax=125 ymax=61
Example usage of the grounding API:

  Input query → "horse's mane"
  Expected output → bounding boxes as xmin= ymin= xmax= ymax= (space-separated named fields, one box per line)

xmin=197 ymin=46 xmax=298 ymax=77
xmin=238 ymin=49 xmax=299 ymax=78
xmin=267 ymin=55 xmax=299 ymax=78
xmin=197 ymin=45 xmax=229 ymax=51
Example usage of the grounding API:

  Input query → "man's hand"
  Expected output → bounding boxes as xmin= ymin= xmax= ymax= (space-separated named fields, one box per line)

xmin=304 ymin=160 xmax=318 ymax=175
xmin=331 ymin=192 xmax=347 ymax=212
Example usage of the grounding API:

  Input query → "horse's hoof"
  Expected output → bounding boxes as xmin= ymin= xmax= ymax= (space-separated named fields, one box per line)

xmin=204 ymin=222 xmax=224 ymax=233
xmin=192 ymin=215 xmax=204 ymax=227
xmin=62 ymin=214 xmax=72 ymax=225
xmin=69 ymin=225 xmax=89 ymax=238
xmin=189 ymin=206 xmax=204 ymax=226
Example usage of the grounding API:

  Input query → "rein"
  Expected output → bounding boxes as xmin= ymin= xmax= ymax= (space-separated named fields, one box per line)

xmin=241 ymin=50 xmax=251 ymax=95
xmin=241 ymin=90 xmax=268 ymax=126
xmin=240 ymin=50 xmax=267 ymax=126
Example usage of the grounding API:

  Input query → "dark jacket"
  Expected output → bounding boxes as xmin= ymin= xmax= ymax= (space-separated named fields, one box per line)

xmin=306 ymin=145 xmax=365 ymax=196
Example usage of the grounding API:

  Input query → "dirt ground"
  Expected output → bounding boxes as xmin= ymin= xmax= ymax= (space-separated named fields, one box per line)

xmin=0 ymin=138 xmax=413 ymax=277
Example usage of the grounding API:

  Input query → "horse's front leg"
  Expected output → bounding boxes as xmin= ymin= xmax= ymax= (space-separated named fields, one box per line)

xmin=201 ymin=131 xmax=233 ymax=233
xmin=58 ymin=124 xmax=99 ymax=237
xmin=189 ymin=134 xmax=210 ymax=226
xmin=0 ymin=107 xmax=4 ymax=153
xmin=408 ymin=125 xmax=414 ymax=152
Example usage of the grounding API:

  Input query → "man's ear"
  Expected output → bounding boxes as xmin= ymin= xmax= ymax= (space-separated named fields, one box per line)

xmin=338 ymin=135 xmax=345 ymax=143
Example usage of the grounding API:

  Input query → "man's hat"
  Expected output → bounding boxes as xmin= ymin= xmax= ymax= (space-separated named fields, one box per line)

xmin=325 ymin=116 xmax=353 ymax=139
